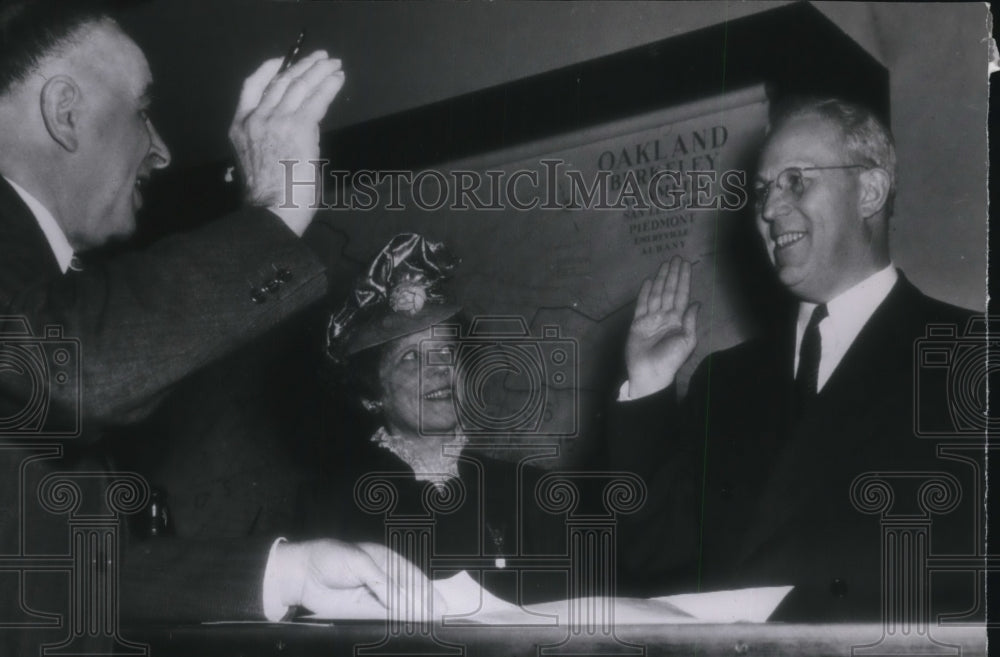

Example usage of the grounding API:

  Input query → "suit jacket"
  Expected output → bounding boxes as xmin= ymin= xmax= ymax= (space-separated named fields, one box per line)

xmin=0 ymin=177 xmax=327 ymax=654
xmin=609 ymin=274 xmax=978 ymax=621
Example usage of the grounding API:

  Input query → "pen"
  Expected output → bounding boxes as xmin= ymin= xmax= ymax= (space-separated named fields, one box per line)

xmin=277 ymin=29 xmax=307 ymax=74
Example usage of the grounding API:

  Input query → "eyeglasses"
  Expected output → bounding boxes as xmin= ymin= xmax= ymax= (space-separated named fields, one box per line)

xmin=753 ymin=165 xmax=869 ymax=212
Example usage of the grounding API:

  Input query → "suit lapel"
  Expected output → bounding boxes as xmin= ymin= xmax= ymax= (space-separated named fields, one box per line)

xmin=736 ymin=278 xmax=917 ymax=564
xmin=818 ymin=274 xmax=916 ymax=401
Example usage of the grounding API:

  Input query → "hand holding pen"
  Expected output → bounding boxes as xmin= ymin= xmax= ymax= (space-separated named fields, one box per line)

xmin=225 ymin=30 xmax=306 ymax=180
xmin=278 ymin=29 xmax=307 ymax=75
xmin=227 ymin=30 xmax=344 ymax=236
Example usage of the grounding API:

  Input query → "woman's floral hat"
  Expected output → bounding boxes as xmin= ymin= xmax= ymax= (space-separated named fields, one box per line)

xmin=326 ymin=233 xmax=461 ymax=360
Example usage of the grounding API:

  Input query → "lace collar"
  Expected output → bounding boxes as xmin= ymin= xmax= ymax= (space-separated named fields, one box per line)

xmin=370 ymin=426 xmax=469 ymax=487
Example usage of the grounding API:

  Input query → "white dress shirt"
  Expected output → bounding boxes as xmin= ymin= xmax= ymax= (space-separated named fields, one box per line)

xmin=3 ymin=175 xmax=74 ymax=274
xmin=620 ymin=265 xmax=899 ymax=401
xmin=794 ymin=265 xmax=898 ymax=391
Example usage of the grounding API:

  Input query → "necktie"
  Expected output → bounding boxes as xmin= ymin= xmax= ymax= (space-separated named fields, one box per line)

xmin=796 ymin=303 xmax=828 ymax=402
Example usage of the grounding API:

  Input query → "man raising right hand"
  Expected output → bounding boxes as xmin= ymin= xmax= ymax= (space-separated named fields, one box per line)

xmin=0 ymin=1 xmax=424 ymax=648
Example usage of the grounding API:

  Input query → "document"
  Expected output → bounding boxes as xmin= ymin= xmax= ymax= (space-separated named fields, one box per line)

xmin=297 ymin=571 xmax=792 ymax=625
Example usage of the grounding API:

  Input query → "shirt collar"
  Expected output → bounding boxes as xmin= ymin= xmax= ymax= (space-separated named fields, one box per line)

xmin=3 ymin=175 xmax=75 ymax=274
xmin=370 ymin=425 xmax=469 ymax=488
xmin=797 ymin=265 xmax=899 ymax=341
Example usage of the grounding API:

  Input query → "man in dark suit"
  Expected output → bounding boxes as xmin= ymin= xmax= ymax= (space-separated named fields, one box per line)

xmin=610 ymin=98 xmax=977 ymax=620
xmin=0 ymin=2 xmax=427 ymax=653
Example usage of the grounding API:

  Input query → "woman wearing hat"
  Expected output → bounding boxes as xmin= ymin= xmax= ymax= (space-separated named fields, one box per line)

xmin=296 ymin=234 xmax=566 ymax=604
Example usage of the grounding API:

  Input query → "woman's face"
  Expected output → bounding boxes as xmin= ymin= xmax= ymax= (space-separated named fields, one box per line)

xmin=377 ymin=328 xmax=458 ymax=437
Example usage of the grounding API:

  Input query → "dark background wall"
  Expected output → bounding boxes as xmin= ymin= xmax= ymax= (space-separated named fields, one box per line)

xmin=110 ymin=1 xmax=990 ymax=538
xmin=119 ymin=1 xmax=989 ymax=311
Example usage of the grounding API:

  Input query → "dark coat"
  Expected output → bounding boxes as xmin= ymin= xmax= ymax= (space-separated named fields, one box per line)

xmin=609 ymin=274 xmax=980 ymax=621
xmin=0 ymin=176 xmax=327 ymax=654
xmin=296 ymin=439 xmax=571 ymax=604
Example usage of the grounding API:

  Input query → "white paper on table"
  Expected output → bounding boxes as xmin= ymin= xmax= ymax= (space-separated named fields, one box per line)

xmin=296 ymin=570 xmax=793 ymax=626
xmin=434 ymin=570 xmax=549 ymax=622
xmin=654 ymin=586 xmax=794 ymax=623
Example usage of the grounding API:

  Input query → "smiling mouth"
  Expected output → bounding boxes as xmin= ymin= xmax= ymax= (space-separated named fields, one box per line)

xmin=774 ymin=231 xmax=807 ymax=249
xmin=423 ymin=387 xmax=453 ymax=401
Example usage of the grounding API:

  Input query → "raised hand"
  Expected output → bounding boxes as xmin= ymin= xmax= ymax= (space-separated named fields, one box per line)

xmin=625 ymin=256 xmax=699 ymax=398
xmin=229 ymin=51 xmax=346 ymax=235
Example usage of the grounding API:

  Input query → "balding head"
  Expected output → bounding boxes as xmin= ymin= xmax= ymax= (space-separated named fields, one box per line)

xmin=0 ymin=0 xmax=112 ymax=96
xmin=754 ymin=99 xmax=894 ymax=302
xmin=0 ymin=3 xmax=170 ymax=252
xmin=766 ymin=98 xmax=897 ymax=222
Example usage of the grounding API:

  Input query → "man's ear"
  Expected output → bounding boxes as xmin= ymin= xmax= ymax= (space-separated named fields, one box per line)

xmin=39 ymin=75 xmax=81 ymax=152
xmin=857 ymin=167 xmax=891 ymax=219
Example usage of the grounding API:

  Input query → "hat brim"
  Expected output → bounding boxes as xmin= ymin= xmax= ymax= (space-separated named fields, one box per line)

xmin=346 ymin=303 xmax=462 ymax=356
